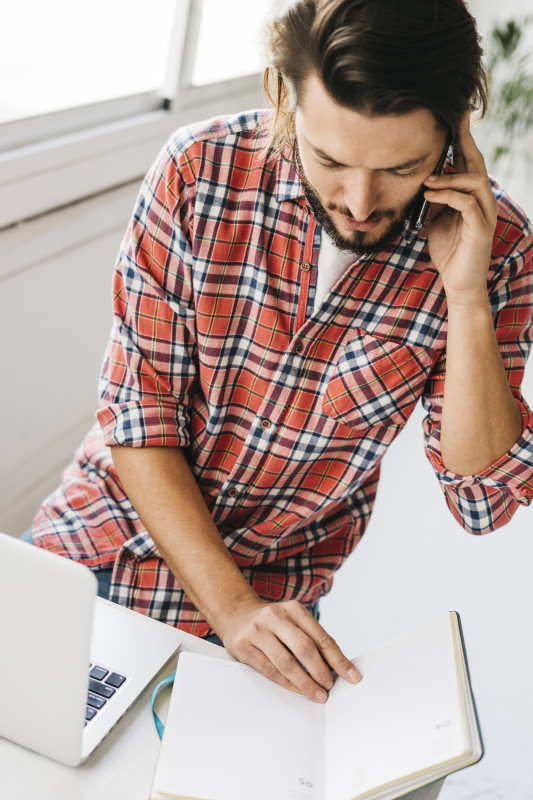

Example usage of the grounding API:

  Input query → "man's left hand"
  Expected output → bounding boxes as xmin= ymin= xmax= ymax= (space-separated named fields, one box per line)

xmin=423 ymin=114 xmax=498 ymax=306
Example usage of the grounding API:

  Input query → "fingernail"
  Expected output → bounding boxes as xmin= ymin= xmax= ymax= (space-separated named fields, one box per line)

xmin=315 ymin=689 xmax=328 ymax=703
xmin=348 ymin=668 xmax=361 ymax=683
xmin=425 ymin=174 xmax=438 ymax=183
xmin=324 ymin=679 xmax=334 ymax=690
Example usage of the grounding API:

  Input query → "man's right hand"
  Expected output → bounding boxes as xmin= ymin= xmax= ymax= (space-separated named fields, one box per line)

xmin=216 ymin=597 xmax=362 ymax=702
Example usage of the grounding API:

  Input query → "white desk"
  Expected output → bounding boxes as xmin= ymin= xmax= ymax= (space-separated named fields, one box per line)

xmin=0 ymin=630 xmax=443 ymax=800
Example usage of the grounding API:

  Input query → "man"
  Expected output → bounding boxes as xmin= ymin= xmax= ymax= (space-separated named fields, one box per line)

xmin=32 ymin=0 xmax=533 ymax=704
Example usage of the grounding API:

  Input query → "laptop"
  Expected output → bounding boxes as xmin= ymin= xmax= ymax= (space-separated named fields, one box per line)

xmin=0 ymin=531 xmax=182 ymax=766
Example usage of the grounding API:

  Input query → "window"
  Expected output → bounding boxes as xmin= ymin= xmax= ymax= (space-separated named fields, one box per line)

xmin=190 ymin=0 xmax=278 ymax=86
xmin=0 ymin=0 xmax=176 ymax=125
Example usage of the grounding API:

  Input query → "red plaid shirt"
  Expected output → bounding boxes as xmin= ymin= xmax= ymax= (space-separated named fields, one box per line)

xmin=33 ymin=111 xmax=533 ymax=636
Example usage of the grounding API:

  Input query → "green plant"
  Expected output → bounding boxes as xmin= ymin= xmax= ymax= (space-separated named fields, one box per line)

xmin=483 ymin=16 xmax=533 ymax=172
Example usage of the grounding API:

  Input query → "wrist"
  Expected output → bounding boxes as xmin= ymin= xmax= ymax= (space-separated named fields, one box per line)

xmin=440 ymin=257 xmax=491 ymax=311
xmin=445 ymin=289 xmax=492 ymax=316
xmin=208 ymin=589 xmax=264 ymax=638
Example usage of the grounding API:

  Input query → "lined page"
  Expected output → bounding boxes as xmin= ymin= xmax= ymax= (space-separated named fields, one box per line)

xmin=156 ymin=653 xmax=325 ymax=800
xmin=324 ymin=614 xmax=468 ymax=800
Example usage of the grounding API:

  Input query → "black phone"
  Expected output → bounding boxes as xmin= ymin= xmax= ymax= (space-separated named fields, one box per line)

xmin=413 ymin=136 xmax=453 ymax=231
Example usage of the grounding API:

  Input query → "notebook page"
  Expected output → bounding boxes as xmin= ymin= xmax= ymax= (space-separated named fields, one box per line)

xmin=324 ymin=614 xmax=468 ymax=800
xmin=156 ymin=652 xmax=325 ymax=800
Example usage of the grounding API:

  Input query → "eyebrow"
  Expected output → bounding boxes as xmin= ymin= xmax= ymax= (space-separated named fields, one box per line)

xmin=311 ymin=144 xmax=431 ymax=172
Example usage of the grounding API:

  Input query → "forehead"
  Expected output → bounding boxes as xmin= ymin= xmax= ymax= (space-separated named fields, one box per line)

xmin=295 ymin=73 xmax=443 ymax=168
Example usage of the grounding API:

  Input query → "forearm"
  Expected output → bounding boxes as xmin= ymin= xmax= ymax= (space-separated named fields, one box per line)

xmin=110 ymin=445 xmax=260 ymax=632
xmin=440 ymin=297 xmax=523 ymax=475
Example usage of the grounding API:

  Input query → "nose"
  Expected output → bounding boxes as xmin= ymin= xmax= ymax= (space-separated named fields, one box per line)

xmin=343 ymin=170 xmax=379 ymax=221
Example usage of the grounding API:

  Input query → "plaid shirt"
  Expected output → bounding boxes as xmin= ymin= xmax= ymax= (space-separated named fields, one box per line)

xmin=33 ymin=110 xmax=533 ymax=636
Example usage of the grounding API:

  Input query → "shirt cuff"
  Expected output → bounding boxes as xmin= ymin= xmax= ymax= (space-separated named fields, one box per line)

xmin=425 ymin=400 xmax=533 ymax=507
xmin=97 ymin=401 xmax=191 ymax=448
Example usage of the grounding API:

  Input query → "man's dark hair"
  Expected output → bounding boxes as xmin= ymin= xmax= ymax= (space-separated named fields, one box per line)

xmin=263 ymin=0 xmax=488 ymax=154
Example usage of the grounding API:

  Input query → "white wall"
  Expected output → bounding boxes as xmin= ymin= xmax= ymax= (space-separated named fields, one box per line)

xmin=0 ymin=183 xmax=138 ymax=533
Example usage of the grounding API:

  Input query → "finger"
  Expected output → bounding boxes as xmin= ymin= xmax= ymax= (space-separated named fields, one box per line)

xmin=252 ymin=605 xmax=337 ymax=694
xmin=425 ymin=172 xmax=486 ymax=192
xmin=254 ymin=602 xmax=361 ymax=693
xmin=234 ymin=624 xmax=332 ymax=702
xmin=274 ymin=622 xmax=338 ymax=692
xmin=288 ymin=607 xmax=361 ymax=685
xmin=226 ymin=603 xmax=335 ymax=700
xmin=460 ymin=130 xmax=486 ymax=169
xmin=259 ymin=635 xmax=332 ymax=702
xmin=225 ymin=624 xmax=313 ymax=696
xmin=312 ymin=627 xmax=362 ymax=685
xmin=424 ymin=173 xmax=497 ymax=225
xmin=424 ymin=188 xmax=487 ymax=233
xmin=426 ymin=200 xmax=448 ymax=224
xmin=454 ymin=121 xmax=486 ymax=175
xmin=243 ymin=644 xmax=317 ymax=698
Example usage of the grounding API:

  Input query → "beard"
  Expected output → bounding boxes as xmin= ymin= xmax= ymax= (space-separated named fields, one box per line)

xmin=296 ymin=153 xmax=420 ymax=257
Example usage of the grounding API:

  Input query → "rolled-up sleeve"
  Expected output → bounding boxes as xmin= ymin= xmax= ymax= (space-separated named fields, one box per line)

xmin=97 ymin=137 xmax=199 ymax=448
xmin=421 ymin=211 xmax=533 ymax=533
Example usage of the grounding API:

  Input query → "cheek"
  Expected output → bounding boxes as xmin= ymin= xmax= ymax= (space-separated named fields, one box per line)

xmin=381 ymin=178 xmax=423 ymax=209
xmin=302 ymin=163 xmax=340 ymax=200
xmin=297 ymin=147 xmax=340 ymax=201
xmin=314 ymin=174 xmax=342 ymax=202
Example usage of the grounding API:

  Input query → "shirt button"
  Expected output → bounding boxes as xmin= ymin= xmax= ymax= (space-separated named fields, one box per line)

xmin=227 ymin=487 xmax=239 ymax=498
xmin=260 ymin=419 xmax=272 ymax=430
xmin=295 ymin=342 xmax=304 ymax=354
xmin=521 ymin=487 xmax=532 ymax=498
xmin=123 ymin=550 xmax=134 ymax=561
xmin=300 ymin=261 xmax=311 ymax=272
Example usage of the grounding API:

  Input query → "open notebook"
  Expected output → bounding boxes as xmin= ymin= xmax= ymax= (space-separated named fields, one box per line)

xmin=151 ymin=612 xmax=482 ymax=800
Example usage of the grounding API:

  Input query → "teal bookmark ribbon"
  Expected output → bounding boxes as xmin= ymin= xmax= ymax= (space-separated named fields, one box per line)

xmin=150 ymin=670 xmax=176 ymax=740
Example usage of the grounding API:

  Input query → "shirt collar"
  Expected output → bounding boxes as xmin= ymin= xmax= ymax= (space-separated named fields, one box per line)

xmin=275 ymin=150 xmax=307 ymax=205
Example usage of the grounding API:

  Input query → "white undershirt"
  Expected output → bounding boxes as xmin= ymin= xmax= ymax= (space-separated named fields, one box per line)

xmin=314 ymin=230 xmax=356 ymax=312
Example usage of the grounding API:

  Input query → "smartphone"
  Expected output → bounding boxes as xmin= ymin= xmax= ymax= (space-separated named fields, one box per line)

xmin=413 ymin=136 xmax=453 ymax=231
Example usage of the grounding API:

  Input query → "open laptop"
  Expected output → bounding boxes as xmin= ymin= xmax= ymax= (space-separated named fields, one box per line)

xmin=0 ymin=531 xmax=182 ymax=766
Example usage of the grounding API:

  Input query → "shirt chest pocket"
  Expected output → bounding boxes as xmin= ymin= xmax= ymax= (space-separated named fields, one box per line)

xmin=322 ymin=331 xmax=437 ymax=430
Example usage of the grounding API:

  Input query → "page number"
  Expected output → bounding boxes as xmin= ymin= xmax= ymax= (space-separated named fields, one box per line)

xmin=299 ymin=778 xmax=313 ymax=788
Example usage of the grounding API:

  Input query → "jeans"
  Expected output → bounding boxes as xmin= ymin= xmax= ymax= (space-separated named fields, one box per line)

xmin=20 ymin=528 xmax=319 ymax=646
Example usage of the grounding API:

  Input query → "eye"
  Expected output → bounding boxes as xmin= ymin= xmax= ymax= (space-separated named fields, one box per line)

xmin=316 ymin=157 xmax=343 ymax=170
xmin=390 ymin=168 xmax=420 ymax=179
xmin=319 ymin=161 xmax=341 ymax=170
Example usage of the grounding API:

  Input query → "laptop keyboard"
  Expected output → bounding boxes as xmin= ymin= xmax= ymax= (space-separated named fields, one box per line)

xmin=85 ymin=663 xmax=127 ymax=724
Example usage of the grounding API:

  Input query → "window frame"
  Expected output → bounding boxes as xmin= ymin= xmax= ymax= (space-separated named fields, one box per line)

xmin=0 ymin=92 xmax=165 ymax=154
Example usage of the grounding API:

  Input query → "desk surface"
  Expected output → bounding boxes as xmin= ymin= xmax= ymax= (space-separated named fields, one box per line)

xmin=0 ymin=630 xmax=234 ymax=800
